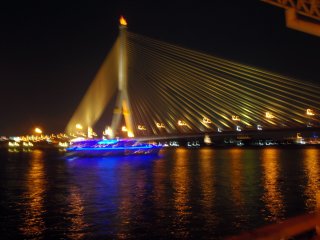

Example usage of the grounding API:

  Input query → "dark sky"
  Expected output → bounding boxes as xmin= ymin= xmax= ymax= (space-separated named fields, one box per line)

xmin=0 ymin=0 xmax=319 ymax=135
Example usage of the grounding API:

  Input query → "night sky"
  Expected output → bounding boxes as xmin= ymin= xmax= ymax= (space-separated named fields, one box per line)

xmin=0 ymin=0 xmax=319 ymax=135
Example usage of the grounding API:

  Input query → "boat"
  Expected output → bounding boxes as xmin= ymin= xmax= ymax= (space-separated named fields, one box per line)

xmin=66 ymin=138 xmax=162 ymax=157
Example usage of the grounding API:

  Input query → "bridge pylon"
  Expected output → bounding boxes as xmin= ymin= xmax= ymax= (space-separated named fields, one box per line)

xmin=110 ymin=16 xmax=134 ymax=138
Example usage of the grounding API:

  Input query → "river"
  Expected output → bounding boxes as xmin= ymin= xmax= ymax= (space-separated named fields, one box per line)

xmin=0 ymin=147 xmax=319 ymax=239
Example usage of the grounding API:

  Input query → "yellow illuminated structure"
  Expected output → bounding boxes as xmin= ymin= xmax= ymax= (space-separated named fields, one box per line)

xmin=75 ymin=123 xmax=83 ymax=130
xmin=110 ymin=16 xmax=134 ymax=138
xmin=87 ymin=127 xmax=94 ymax=138
xmin=67 ymin=13 xmax=320 ymax=136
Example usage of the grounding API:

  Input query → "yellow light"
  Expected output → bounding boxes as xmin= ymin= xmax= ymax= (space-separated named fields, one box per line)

xmin=202 ymin=117 xmax=212 ymax=124
xmin=75 ymin=123 xmax=83 ymax=130
xmin=232 ymin=115 xmax=240 ymax=121
xmin=122 ymin=126 xmax=128 ymax=132
xmin=178 ymin=120 xmax=187 ymax=126
xmin=58 ymin=142 xmax=68 ymax=147
xmin=156 ymin=122 xmax=165 ymax=128
xmin=265 ymin=111 xmax=274 ymax=119
xmin=34 ymin=128 xmax=42 ymax=134
xmin=138 ymin=125 xmax=146 ymax=130
xmin=127 ymin=131 xmax=134 ymax=137
xmin=87 ymin=127 xmax=93 ymax=138
xmin=120 ymin=16 xmax=127 ymax=26
xmin=306 ymin=109 xmax=315 ymax=116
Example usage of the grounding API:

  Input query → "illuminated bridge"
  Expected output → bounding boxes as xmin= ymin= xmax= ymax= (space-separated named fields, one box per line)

xmin=66 ymin=17 xmax=320 ymax=139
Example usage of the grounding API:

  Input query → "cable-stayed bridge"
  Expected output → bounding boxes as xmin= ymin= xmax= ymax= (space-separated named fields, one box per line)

xmin=66 ymin=17 xmax=320 ymax=139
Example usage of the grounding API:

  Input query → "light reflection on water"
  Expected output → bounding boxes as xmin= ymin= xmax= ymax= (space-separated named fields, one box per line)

xmin=229 ymin=148 xmax=246 ymax=228
xmin=303 ymin=148 xmax=320 ymax=211
xmin=19 ymin=150 xmax=46 ymax=239
xmin=261 ymin=148 xmax=284 ymax=222
xmin=66 ymin=185 xmax=87 ymax=240
xmin=172 ymin=148 xmax=191 ymax=239
xmin=198 ymin=148 xmax=217 ymax=230
xmin=1 ymin=147 xmax=320 ymax=239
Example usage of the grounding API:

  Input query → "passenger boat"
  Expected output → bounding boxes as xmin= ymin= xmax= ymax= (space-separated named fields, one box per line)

xmin=66 ymin=138 xmax=162 ymax=157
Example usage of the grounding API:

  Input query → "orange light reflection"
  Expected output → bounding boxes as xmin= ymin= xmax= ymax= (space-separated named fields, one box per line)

xmin=19 ymin=150 xmax=46 ymax=237
xmin=172 ymin=148 xmax=191 ymax=238
xmin=198 ymin=148 xmax=217 ymax=228
xmin=261 ymin=148 xmax=284 ymax=222
xmin=67 ymin=185 xmax=87 ymax=239
xmin=303 ymin=148 xmax=320 ymax=211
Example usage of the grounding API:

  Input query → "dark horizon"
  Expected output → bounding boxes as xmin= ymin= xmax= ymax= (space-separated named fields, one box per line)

xmin=0 ymin=0 xmax=319 ymax=136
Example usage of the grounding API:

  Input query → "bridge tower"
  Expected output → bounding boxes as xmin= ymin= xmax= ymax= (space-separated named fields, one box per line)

xmin=110 ymin=16 xmax=134 ymax=138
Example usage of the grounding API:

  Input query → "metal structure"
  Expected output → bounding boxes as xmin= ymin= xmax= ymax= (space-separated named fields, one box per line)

xmin=262 ymin=0 xmax=320 ymax=36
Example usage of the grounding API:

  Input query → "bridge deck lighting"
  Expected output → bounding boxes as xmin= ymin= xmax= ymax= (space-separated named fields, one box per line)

xmin=306 ymin=108 xmax=315 ymax=116
xmin=236 ymin=126 xmax=242 ymax=132
xmin=156 ymin=122 xmax=165 ymax=128
xmin=232 ymin=115 xmax=240 ymax=121
xmin=257 ymin=125 xmax=263 ymax=131
xmin=178 ymin=120 xmax=187 ymax=126
xmin=265 ymin=111 xmax=275 ymax=119
xmin=127 ymin=131 xmax=134 ymax=137
xmin=202 ymin=117 xmax=212 ymax=124
xmin=122 ymin=126 xmax=128 ymax=132
xmin=138 ymin=125 xmax=146 ymax=130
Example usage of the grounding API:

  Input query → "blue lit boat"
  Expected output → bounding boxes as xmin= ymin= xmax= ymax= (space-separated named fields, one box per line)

xmin=66 ymin=138 xmax=162 ymax=157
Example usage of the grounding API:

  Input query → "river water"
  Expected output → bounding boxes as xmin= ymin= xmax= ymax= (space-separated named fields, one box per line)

xmin=0 ymin=147 xmax=320 ymax=239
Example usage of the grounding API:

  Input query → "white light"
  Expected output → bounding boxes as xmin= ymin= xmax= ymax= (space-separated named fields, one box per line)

xmin=127 ymin=131 xmax=134 ymax=137
xmin=103 ymin=127 xmax=113 ymax=136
